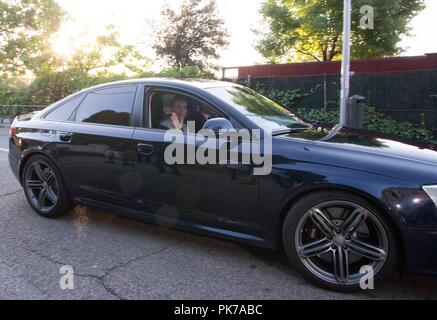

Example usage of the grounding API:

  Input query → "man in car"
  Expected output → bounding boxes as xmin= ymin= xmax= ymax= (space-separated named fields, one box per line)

xmin=160 ymin=95 xmax=188 ymax=132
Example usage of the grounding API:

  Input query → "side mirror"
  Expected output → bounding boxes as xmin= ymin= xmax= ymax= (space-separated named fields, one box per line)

xmin=202 ymin=118 xmax=234 ymax=134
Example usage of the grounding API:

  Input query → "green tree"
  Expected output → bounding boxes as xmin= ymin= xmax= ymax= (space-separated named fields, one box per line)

xmin=20 ymin=69 xmax=131 ymax=106
xmin=0 ymin=0 xmax=64 ymax=76
xmin=140 ymin=66 xmax=216 ymax=79
xmin=256 ymin=0 xmax=425 ymax=63
xmin=153 ymin=0 xmax=229 ymax=70
xmin=63 ymin=25 xmax=151 ymax=76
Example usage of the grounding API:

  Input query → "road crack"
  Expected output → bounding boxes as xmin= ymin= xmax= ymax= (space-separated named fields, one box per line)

xmin=76 ymin=244 xmax=179 ymax=300
xmin=26 ymin=243 xmax=178 ymax=300
xmin=0 ymin=189 xmax=23 ymax=198
xmin=28 ymin=249 xmax=66 ymax=266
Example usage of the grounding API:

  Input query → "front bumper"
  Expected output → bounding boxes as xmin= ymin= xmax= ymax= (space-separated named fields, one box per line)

xmin=384 ymin=186 xmax=437 ymax=276
xmin=404 ymin=227 xmax=437 ymax=276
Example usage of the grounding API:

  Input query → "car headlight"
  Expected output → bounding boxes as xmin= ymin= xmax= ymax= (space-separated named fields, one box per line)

xmin=423 ymin=185 xmax=437 ymax=206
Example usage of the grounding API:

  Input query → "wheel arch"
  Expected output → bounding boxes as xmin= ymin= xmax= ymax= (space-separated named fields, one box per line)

xmin=19 ymin=151 xmax=56 ymax=185
xmin=19 ymin=151 xmax=71 ymax=202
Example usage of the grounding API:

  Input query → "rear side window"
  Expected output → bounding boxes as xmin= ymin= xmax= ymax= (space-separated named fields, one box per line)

xmin=75 ymin=86 xmax=136 ymax=126
xmin=45 ymin=95 xmax=83 ymax=121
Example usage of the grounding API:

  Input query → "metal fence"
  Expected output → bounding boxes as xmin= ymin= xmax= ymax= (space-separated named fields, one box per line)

xmin=244 ymin=69 xmax=437 ymax=134
xmin=0 ymin=105 xmax=45 ymax=124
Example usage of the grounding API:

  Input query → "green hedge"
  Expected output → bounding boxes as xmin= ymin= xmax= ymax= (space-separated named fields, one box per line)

xmin=0 ymin=66 xmax=216 ymax=108
xmin=297 ymin=107 xmax=436 ymax=144
xmin=260 ymin=88 xmax=436 ymax=144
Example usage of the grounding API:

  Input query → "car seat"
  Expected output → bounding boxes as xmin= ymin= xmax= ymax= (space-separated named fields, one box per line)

xmin=150 ymin=93 xmax=165 ymax=128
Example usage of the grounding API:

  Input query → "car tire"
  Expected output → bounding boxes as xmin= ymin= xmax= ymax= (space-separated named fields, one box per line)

xmin=283 ymin=191 xmax=399 ymax=292
xmin=22 ymin=155 xmax=73 ymax=218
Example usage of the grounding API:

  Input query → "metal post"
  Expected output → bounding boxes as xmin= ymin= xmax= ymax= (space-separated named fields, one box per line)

xmin=323 ymin=72 xmax=327 ymax=108
xmin=340 ymin=0 xmax=352 ymax=126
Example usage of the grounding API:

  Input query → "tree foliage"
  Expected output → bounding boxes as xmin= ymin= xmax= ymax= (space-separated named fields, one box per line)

xmin=256 ymin=0 xmax=425 ymax=63
xmin=15 ymin=70 xmax=131 ymax=106
xmin=140 ymin=66 xmax=216 ymax=79
xmin=0 ymin=0 xmax=64 ymax=76
xmin=64 ymin=25 xmax=151 ymax=76
xmin=3 ymin=65 xmax=216 ymax=107
xmin=28 ymin=25 xmax=151 ymax=78
xmin=1 ymin=23 xmax=152 ymax=106
xmin=153 ymin=0 xmax=229 ymax=70
xmin=1 ymin=0 xmax=150 ymax=78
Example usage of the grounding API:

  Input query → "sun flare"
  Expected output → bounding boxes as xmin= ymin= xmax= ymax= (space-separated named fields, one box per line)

xmin=51 ymin=37 xmax=75 ymax=57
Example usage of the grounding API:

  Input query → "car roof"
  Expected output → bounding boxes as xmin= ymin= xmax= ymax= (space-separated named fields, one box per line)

xmin=81 ymin=78 xmax=239 ymax=93
xmin=44 ymin=78 xmax=241 ymax=114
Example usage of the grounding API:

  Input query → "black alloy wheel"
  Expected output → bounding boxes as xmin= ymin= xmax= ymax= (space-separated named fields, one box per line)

xmin=283 ymin=191 xmax=399 ymax=292
xmin=23 ymin=155 xmax=73 ymax=217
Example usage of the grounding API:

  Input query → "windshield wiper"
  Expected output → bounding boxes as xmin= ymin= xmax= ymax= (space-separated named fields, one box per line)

xmin=272 ymin=127 xmax=312 ymax=136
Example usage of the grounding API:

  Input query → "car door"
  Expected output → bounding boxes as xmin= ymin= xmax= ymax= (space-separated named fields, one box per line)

xmin=54 ymin=85 xmax=140 ymax=208
xmin=132 ymin=87 xmax=260 ymax=235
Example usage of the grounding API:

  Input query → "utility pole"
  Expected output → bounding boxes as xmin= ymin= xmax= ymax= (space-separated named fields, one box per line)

xmin=340 ymin=0 xmax=352 ymax=126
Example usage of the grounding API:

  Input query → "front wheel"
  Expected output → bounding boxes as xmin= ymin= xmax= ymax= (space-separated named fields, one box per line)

xmin=283 ymin=191 xmax=399 ymax=292
xmin=22 ymin=155 xmax=73 ymax=218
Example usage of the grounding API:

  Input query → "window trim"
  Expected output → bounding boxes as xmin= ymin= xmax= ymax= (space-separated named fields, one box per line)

xmin=41 ymin=94 xmax=86 ymax=121
xmin=69 ymin=85 xmax=138 ymax=128
xmin=144 ymin=87 xmax=246 ymax=133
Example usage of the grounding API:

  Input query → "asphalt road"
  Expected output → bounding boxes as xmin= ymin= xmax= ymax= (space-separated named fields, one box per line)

xmin=0 ymin=126 xmax=436 ymax=300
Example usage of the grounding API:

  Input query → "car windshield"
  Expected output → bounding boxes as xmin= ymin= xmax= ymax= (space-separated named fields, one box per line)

xmin=207 ymin=86 xmax=311 ymax=132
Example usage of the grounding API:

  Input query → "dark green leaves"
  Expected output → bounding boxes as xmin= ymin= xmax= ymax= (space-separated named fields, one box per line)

xmin=256 ymin=0 xmax=425 ymax=62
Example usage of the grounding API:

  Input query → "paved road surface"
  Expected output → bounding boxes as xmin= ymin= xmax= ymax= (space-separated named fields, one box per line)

xmin=0 ymin=125 xmax=436 ymax=300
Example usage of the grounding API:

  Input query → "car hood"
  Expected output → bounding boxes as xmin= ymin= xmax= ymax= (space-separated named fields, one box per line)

xmin=277 ymin=125 xmax=437 ymax=185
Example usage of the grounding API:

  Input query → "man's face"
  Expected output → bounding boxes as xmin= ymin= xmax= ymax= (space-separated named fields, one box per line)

xmin=172 ymin=100 xmax=188 ymax=119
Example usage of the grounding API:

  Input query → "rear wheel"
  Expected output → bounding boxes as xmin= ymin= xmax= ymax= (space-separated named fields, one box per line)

xmin=283 ymin=191 xmax=399 ymax=292
xmin=23 ymin=155 xmax=73 ymax=218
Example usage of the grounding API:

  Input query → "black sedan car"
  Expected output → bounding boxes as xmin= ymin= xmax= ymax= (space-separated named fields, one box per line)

xmin=8 ymin=79 xmax=437 ymax=291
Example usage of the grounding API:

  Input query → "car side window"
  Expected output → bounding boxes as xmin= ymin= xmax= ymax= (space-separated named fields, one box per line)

xmin=147 ymin=90 xmax=226 ymax=133
xmin=44 ymin=95 xmax=83 ymax=121
xmin=75 ymin=86 xmax=137 ymax=126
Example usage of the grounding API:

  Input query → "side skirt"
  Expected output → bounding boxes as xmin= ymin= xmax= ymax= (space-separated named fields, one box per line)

xmin=74 ymin=197 xmax=275 ymax=249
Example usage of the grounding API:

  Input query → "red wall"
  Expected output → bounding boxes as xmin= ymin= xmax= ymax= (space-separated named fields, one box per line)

xmin=223 ymin=53 xmax=437 ymax=79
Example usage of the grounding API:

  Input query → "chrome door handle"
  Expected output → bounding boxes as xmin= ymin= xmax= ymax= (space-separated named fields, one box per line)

xmin=59 ymin=132 xmax=73 ymax=143
xmin=137 ymin=143 xmax=155 ymax=156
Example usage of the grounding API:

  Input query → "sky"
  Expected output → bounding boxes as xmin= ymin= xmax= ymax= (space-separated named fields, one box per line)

xmin=399 ymin=0 xmax=437 ymax=56
xmin=53 ymin=0 xmax=437 ymax=69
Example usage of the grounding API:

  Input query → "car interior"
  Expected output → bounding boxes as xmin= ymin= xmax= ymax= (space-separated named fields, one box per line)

xmin=148 ymin=91 xmax=222 ymax=132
